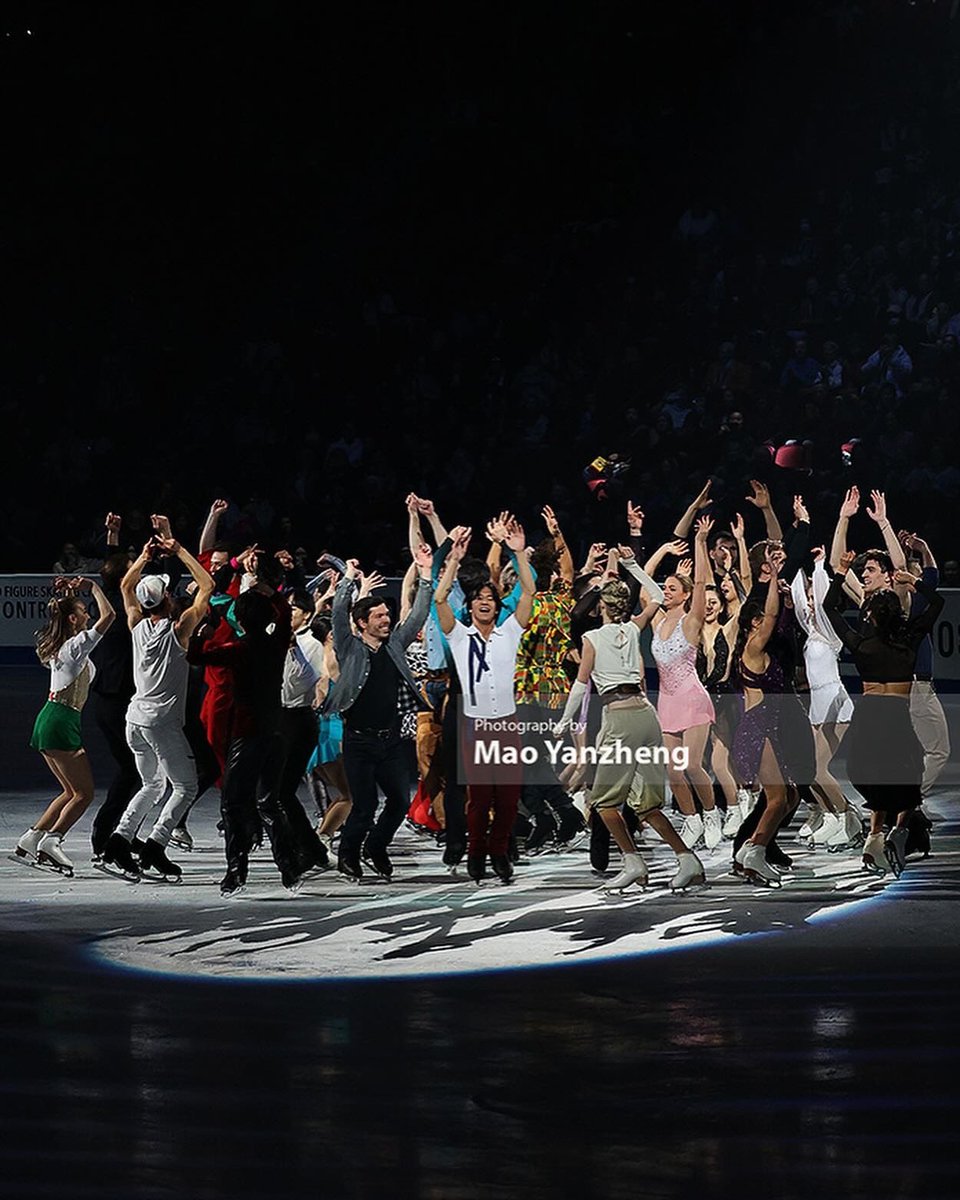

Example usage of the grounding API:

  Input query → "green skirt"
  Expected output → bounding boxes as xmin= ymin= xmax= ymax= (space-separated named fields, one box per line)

xmin=30 ymin=701 xmax=83 ymax=752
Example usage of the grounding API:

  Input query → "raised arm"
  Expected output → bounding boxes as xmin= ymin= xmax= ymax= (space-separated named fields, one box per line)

xmin=406 ymin=493 xmax=425 ymax=561
xmin=822 ymin=553 xmax=864 ymax=653
xmin=416 ymin=496 xmax=448 ymax=545
xmin=810 ymin=550 xmax=843 ymax=650
xmin=894 ymin=569 xmax=945 ymax=642
xmin=745 ymin=479 xmax=783 ymax=542
xmin=504 ymin=519 xmax=536 ymax=629
xmin=542 ymin=504 xmax=574 ymax=585
xmin=781 ymin=494 xmax=811 ymax=581
xmin=749 ymin=551 xmax=782 ymax=654
xmin=104 ymin=511 xmax=121 ymax=550
xmin=199 ymin=498 xmax=229 ymax=555
xmin=643 ymin=538 xmax=688 ymax=579
xmin=731 ymin=511 xmax=752 ymax=595
xmin=865 ymin=490 xmax=906 ymax=570
xmin=434 ymin=526 xmax=472 ymax=635
xmin=687 ymin=515 xmax=713 ymax=630
xmin=829 ymin=486 xmax=859 ymax=571
xmin=331 ymin=560 xmax=360 ymax=657
xmin=394 ymin=542 xmax=436 ymax=648
xmin=87 ymin=579 xmax=116 ymax=636
xmin=617 ymin=542 xmax=665 ymax=605
xmin=120 ymin=541 xmax=157 ymax=630
xmin=166 ymin=538 xmax=215 ymax=645
xmin=626 ymin=499 xmax=646 ymax=560
xmin=790 ymin=567 xmax=813 ymax=636
xmin=484 ymin=511 xmax=510 ymax=588
xmin=672 ymin=480 xmax=712 ymax=540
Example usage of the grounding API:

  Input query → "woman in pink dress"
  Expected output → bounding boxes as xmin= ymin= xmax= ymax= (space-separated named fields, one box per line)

xmin=645 ymin=516 xmax=721 ymax=850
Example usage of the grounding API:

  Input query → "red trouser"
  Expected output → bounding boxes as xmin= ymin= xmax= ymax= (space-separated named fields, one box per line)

xmin=462 ymin=721 xmax=521 ymax=856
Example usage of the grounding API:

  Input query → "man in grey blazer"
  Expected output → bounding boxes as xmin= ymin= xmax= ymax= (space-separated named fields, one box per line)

xmin=324 ymin=542 xmax=434 ymax=880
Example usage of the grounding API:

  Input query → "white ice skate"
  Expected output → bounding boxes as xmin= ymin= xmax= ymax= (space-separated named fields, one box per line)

xmin=735 ymin=842 xmax=781 ymax=887
xmin=797 ymin=807 xmax=825 ymax=840
xmin=11 ymin=827 xmax=44 ymax=865
xmin=702 ymin=808 xmax=723 ymax=850
xmin=679 ymin=812 xmax=704 ymax=850
xmin=601 ymin=852 xmax=648 ymax=894
xmin=35 ymin=832 xmax=74 ymax=877
xmin=861 ymin=832 xmax=887 ymax=876
xmin=670 ymin=851 xmax=706 ymax=892
xmin=826 ymin=808 xmax=865 ymax=852
xmin=722 ymin=804 xmax=743 ymax=839
xmin=811 ymin=812 xmax=842 ymax=847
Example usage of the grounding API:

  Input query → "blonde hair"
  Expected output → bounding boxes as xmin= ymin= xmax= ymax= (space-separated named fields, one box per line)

xmin=600 ymin=580 xmax=631 ymax=622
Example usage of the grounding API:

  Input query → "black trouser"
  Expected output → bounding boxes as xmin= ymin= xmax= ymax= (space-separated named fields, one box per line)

xmin=271 ymin=707 xmax=328 ymax=861
xmin=273 ymin=707 xmax=321 ymax=814
xmin=90 ymin=692 xmax=140 ymax=855
xmin=221 ymin=725 xmax=322 ymax=884
xmin=340 ymin=726 xmax=411 ymax=858
xmin=516 ymin=701 xmax=577 ymax=820
xmin=440 ymin=692 xmax=467 ymax=854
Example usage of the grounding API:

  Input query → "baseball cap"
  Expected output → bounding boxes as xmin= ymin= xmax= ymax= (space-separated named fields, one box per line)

xmin=135 ymin=574 xmax=170 ymax=609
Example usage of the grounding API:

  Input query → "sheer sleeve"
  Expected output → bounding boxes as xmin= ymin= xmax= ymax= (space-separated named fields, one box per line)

xmin=811 ymin=560 xmax=844 ymax=652
xmin=790 ymin=570 xmax=812 ymax=636
xmin=822 ymin=573 xmax=863 ymax=653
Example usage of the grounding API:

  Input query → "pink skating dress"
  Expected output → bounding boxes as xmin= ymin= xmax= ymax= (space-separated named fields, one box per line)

xmin=650 ymin=613 xmax=716 ymax=734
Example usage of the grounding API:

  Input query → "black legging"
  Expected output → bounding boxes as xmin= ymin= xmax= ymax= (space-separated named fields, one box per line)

xmin=221 ymin=725 xmax=324 ymax=885
xmin=89 ymin=691 xmax=140 ymax=856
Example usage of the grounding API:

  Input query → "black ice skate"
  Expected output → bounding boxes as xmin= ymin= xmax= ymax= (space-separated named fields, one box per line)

xmin=96 ymin=833 xmax=141 ymax=881
xmin=138 ymin=838 xmax=182 ymax=881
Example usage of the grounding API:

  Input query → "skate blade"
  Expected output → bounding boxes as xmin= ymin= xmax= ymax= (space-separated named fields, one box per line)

xmin=93 ymin=862 xmax=140 ymax=883
xmin=743 ymin=868 xmax=780 ymax=888
xmin=32 ymin=856 xmax=74 ymax=877
xmin=8 ymin=851 xmax=38 ymax=866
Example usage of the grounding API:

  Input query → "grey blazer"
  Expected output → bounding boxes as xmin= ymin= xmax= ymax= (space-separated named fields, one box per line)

xmin=322 ymin=575 xmax=434 ymax=716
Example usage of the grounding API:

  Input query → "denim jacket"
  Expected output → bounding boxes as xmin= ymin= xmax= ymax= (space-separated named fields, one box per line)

xmin=322 ymin=574 xmax=434 ymax=716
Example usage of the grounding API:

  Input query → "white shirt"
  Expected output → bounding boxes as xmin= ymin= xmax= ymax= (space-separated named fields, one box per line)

xmin=48 ymin=628 xmax=102 ymax=693
xmin=127 ymin=617 xmax=188 ymax=727
xmin=282 ymin=627 xmax=326 ymax=708
xmin=446 ymin=615 xmax=524 ymax=719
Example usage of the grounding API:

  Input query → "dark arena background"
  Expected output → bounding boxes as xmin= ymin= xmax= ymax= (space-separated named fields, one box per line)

xmin=2 ymin=3 xmax=960 ymax=1199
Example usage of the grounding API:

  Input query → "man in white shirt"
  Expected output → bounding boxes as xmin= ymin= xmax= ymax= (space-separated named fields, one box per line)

xmin=263 ymin=588 xmax=332 ymax=883
xmin=436 ymin=519 xmax=535 ymax=883
xmin=102 ymin=525 xmax=213 ymax=880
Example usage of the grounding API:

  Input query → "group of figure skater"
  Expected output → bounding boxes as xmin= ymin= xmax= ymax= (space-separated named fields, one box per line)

xmin=15 ymin=478 xmax=948 ymax=895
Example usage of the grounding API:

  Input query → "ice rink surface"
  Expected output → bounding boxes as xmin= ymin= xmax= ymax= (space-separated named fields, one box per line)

xmin=4 ymin=674 xmax=960 ymax=1198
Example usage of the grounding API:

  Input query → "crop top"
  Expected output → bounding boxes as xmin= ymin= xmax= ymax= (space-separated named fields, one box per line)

xmin=822 ymin=574 xmax=943 ymax=683
xmin=696 ymin=626 xmax=731 ymax=691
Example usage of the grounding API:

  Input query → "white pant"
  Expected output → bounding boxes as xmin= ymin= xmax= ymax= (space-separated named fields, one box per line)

xmin=118 ymin=720 xmax=197 ymax=846
xmin=910 ymin=680 xmax=951 ymax=796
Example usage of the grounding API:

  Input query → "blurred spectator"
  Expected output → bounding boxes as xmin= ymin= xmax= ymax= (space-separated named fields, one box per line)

xmin=860 ymin=330 xmax=913 ymax=399
xmin=779 ymin=335 xmax=822 ymax=393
